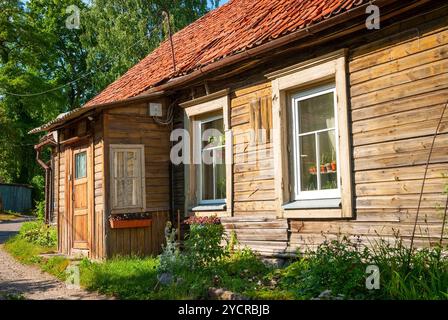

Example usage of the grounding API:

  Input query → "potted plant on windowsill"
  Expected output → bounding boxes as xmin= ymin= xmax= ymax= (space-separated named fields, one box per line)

xmin=331 ymin=161 xmax=337 ymax=172
xmin=109 ymin=213 xmax=152 ymax=229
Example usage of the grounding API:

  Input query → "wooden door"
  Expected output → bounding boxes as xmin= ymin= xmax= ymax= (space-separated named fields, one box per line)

xmin=71 ymin=146 xmax=90 ymax=250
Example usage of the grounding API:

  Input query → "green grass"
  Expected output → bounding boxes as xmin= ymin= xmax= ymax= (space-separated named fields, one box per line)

xmin=0 ymin=211 xmax=21 ymax=221
xmin=78 ymin=249 xmax=275 ymax=300
xmin=4 ymin=236 xmax=70 ymax=281
xmin=4 ymin=223 xmax=447 ymax=300
xmin=0 ymin=291 xmax=26 ymax=300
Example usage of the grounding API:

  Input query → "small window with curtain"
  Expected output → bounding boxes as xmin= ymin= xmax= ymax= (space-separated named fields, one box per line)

xmin=110 ymin=145 xmax=145 ymax=212
xmin=291 ymin=84 xmax=340 ymax=200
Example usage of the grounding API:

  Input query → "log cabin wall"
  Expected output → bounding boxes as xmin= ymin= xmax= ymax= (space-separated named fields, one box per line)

xmin=57 ymin=140 xmax=67 ymax=254
xmin=179 ymin=5 xmax=448 ymax=254
xmin=54 ymin=118 xmax=102 ymax=257
xmin=91 ymin=116 xmax=105 ymax=259
xmin=103 ymin=102 xmax=170 ymax=257
xmin=231 ymin=83 xmax=276 ymax=216
xmin=288 ymin=6 xmax=448 ymax=251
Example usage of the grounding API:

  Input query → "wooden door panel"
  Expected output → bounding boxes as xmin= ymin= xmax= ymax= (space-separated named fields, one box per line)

xmin=74 ymin=183 xmax=87 ymax=209
xmin=71 ymin=146 xmax=90 ymax=250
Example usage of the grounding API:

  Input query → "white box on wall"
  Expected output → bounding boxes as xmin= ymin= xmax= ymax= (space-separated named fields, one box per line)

xmin=149 ymin=102 xmax=163 ymax=117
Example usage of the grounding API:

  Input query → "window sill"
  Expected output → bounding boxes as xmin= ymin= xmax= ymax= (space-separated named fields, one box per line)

xmin=191 ymin=203 xmax=226 ymax=212
xmin=281 ymin=198 xmax=344 ymax=219
xmin=282 ymin=198 xmax=341 ymax=210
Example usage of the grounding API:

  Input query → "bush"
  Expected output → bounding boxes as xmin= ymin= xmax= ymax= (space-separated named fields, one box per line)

xmin=184 ymin=216 xmax=226 ymax=268
xmin=271 ymin=238 xmax=448 ymax=300
xmin=79 ymin=257 xmax=160 ymax=299
xmin=34 ymin=200 xmax=46 ymax=221
xmin=370 ymin=239 xmax=448 ymax=300
xmin=30 ymin=175 xmax=45 ymax=202
xmin=4 ymin=237 xmax=47 ymax=264
xmin=18 ymin=220 xmax=57 ymax=247
xmin=157 ymin=221 xmax=186 ymax=275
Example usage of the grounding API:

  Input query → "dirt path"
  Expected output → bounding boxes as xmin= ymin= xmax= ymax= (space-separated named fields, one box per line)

xmin=0 ymin=219 xmax=111 ymax=300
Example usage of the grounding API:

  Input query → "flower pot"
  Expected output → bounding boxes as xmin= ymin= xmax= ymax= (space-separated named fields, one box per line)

xmin=325 ymin=163 xmax=332 ymax=172
xmin=320 ymin=165 xmax=326 ymax=173
xmin=109 ymin=218 xmax=152 ymax=229
xmin=331 ymin=162 xmax=336 ymax=171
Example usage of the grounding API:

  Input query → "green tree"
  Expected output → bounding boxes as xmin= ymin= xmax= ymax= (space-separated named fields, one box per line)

xmin=0 ymin=0 xmax=90 ymax=196
xmin=0 ymin=0 xmax=219 ymax=200
xmin=81 ymin=0 xmax=218 ymax=93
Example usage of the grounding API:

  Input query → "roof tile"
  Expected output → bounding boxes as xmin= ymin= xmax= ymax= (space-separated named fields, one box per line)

xmin=84 ymin=0 xmax=366 ymax=108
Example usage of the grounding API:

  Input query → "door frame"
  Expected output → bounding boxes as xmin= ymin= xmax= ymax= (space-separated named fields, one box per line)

xmin=65 ymin=139 xmax=94 ymax=255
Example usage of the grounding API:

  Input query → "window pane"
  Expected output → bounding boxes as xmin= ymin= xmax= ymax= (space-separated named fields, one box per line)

xmin=116 ymin=179 xmax=125 ymax=207
xmin=124 ymin=178 xmax=138 ymax=206
xmin=202 ymin=163 xmax=214 ymax=200
xmin=319 ymin=130 xmax=338 ymax=190
xmin=298 ymin=92 xmax=335 ymax=133
xmin=75 ymin=152 xmax=87 ymax=179
xmin=112 ymin=148 xmax=142 ymax=209
xmin=202 ymin=117 xmax=224 ymax=149
xmin=299 ymin=134 xmax=317 ymax=191
xmin=115 ymin=151 xmax=125 ymax=178
xmin=126 ymin=151 xmax=139 ymax=177
xmin=215 ymin=149 xmax=226 ymax=199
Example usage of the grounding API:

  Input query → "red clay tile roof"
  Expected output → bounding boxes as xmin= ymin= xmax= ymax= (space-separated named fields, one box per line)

xmin=85 ymin=0 xmax=366 ymax=107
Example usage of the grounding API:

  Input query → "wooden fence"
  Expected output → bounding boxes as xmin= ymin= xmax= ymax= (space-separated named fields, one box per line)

xmin=0 ymin=183 xmax=33 ymax=213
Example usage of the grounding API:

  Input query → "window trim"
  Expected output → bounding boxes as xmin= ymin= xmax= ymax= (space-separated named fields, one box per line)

xmin=74 ymin=151 xmax=87 ymax=180
xmin=109 ymin=144 xmax=146 ymax=214
xmin=291 ymin=84 xmax=341 ymax=201
xmin=181 ymin=89 xmax=232 ymax=216
xmin=268 ymin=49 xmax=353 ymax=219
xmin=196 ymin=114 xmax=226 ymax=205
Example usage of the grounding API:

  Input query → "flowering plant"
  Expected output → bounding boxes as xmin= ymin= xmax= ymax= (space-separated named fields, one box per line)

xmin=109 ymin=212 xmax=151 ymax=221
xmin=184 ymin=215 xmax=221 ymax=225
xmin=184 ymin=215 xmax=225 ymax=268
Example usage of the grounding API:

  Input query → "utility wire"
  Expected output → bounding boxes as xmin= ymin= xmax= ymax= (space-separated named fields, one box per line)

xmin=0 ymin=22 xmax=162 ymax=98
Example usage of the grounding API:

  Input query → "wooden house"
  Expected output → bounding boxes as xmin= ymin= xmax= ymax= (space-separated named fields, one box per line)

xmin=31 ymin=0 xmax=448 ymax=259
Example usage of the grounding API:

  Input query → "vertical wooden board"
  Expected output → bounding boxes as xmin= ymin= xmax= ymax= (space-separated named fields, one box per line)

xmin=151 ymin=213 xmax=159 ymax=255
xmin=131 ymin=229 xmax=139 ymax=255
xmin=129 ymin=229 xmax=135 ymax=255
xmin=137 ymin=228 xmax=145 ymax=256
xmin=123 ymin=228 xmax=131 ymax=256
xmin=107 ymin=228 xmax=115 ymax=257
xmin=144 ymin=226 xmax=152 ymax=255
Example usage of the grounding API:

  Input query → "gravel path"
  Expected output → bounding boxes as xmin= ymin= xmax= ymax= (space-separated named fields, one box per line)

xmin=0 ymin=218 xmax=111 ymax=300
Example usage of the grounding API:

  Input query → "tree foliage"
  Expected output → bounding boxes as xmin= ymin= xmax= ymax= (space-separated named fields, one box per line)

xmin=0 ymin=0 xmax=218 ymax=198
xmin=81 ymin=0 xmax=214 ymax=93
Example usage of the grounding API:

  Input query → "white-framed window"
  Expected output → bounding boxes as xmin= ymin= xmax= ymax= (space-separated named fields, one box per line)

xmin=195 ymin=114 xmax=226 ymax=204
xmin=181 ymin=89 xmax=232 ymax=216
xmin=268 ymin=49 xmax=354 ymax=218
xmin=291 ymin=84 xmax=341 ymax=200
xmin=109 ymin=144 xmax=146 ymax=212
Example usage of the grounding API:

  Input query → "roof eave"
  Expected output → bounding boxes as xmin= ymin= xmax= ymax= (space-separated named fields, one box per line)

xmin=29 ymin=90 xmax=168 ymax=134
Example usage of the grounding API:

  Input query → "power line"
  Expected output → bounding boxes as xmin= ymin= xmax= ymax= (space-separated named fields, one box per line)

xmin=1 ymin=23 xmax=160 ymax=98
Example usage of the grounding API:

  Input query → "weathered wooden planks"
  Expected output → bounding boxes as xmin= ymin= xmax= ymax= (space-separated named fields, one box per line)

xmin=287 ymin=8 xmax=448 ymax=249
xmin=230 ymin=83 xmax=277 ymax=216
xmin=222 ymin=216 xmax=289 ymax=256
xmin=107 ymin=211 xmax=168 ymax=257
